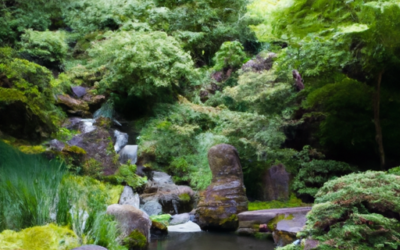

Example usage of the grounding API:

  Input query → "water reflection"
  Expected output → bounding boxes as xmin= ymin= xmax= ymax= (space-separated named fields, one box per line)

xmin=149 ymin=232 xmax=276 ymax=250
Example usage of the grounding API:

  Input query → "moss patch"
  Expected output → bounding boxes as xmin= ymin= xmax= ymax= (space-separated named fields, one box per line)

xmin=150 ymin=214 xmax=171 ymax=226
xmin=0 ymin=224 xmax=80 ymax=250
xmin=178 ymin=193 xmax=191 ymax=202
xmin=123 ymin=230 xmax=147 ymax=250
xmin=248 ymin=194 xmax=306 ymax=211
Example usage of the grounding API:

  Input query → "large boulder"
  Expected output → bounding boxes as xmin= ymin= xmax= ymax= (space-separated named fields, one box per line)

xmin=106 ymin=204 xmax=151 ymax=242
xmin=140 ymin=171 xmax=195 ymax=215
xmin=261 ymin=164 xmax=290 ymax=201
xmin=195 ymin=144 xmax=248 ymax=231
xmin=67 ymin=118 xmax=119 ymax=176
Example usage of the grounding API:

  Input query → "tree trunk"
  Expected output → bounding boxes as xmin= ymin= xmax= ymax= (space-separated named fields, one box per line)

xmin=373 ymin=71 xmax=385 ymax=170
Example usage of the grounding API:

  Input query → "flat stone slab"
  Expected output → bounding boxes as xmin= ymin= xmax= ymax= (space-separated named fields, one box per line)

xmin=237 ymin=207 xmax=312 ymax=247
xmin=168 ymin=221 xmax=202 ymax=232
xmin=238 ymin=207 xmax=312 ymax=223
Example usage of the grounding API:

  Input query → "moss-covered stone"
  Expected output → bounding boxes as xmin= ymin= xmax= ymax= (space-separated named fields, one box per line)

xmin=123 ymin=230 xmax=147 ymax=250
xmin=150 ymin=214 xmax=172 ymax=226
xmin=0 ymin=224 xmax=80 ymax=250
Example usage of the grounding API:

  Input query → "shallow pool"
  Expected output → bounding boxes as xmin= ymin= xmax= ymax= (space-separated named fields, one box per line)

xmin=148 ymin=232 xmax=276 ymax=250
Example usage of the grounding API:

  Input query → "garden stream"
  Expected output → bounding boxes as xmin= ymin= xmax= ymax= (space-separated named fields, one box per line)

xmin=148 ymin=232 xmax=275 ymax=250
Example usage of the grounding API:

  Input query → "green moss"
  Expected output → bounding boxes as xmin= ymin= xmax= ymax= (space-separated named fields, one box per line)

xmin=178 ymin=193 xmax=191 ymax=202
xmin=248 ymin=194 xmax=306 ymax=211
xmin=123 ymin=230 xmax=147 ymax=250
xmin=64 ymin=145 xmax=87 ymax=155
xmin=150 ymin=214 xmax=172 ymax=226
xmin=17 ymin=145 xmax=47 ymax=154
xmin=219 ymin=214 xmax=238 ymax=226
xmin=0 ymin=224 xmax=80 ymax=250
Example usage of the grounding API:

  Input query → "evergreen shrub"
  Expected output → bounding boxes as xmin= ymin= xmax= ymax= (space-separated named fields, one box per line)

xmin=286 ymin=171 xmax=400 ymax=250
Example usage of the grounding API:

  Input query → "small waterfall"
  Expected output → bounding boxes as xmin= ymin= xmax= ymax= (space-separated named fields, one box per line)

xmin=114 ymin=130 xmax=128 ymax=153
xmin=119 ymin=145 xmax=138 ymax=164
xmin=80 ymin=119 xmax=96 ymax=133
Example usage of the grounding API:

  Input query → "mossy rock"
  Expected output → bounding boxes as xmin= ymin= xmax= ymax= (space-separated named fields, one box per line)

xmin=150 ymin=214 xmax=171 ymax=226
xmin=0 ymin=224 xmax=80 ymax=250
xmin=123 ymin=230 xmax=147 ymax=250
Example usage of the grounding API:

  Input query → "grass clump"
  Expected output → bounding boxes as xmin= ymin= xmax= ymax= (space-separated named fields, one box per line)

xmin=248 ymin=194 xmax=306 ymax=211
xmin=0 ymin=141 xmax=128 ymax=250
xmin=284 ymin=171 xmax=400 ymax=250
xmin=0 ymin=140 xmax=65 ymax=231
xmin=0 ymin=224 xmax=80 ymax=250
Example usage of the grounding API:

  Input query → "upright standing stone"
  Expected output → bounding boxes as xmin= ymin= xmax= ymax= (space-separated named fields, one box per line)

xmin=195 ymin=144 xmax=248 ymax=231
xmin=262 ymin=164 xmax=290 ymax=201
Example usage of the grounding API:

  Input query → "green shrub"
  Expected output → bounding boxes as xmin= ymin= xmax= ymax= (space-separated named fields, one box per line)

xmin=292 ymin=146 xmax=355 ymax=199
xmin=295 ymin=171 xmax=400 ymax=250
xmin=85 ymin=30 xmax=193 ymax=97
xmin=19 ymin=29 xmax=68 ymax=67
xmin=108 ymin=163 xmax=148 ymax=190
xmin=138 ymin=100 xmax=286 ymax=190
xmin=0 ymin=47 xmax=65 ymax=140
xmin=213 ymin=41 xmax=247 ymax=71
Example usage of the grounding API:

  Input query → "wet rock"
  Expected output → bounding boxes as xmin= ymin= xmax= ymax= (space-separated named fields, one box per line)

xmin=71 ymin=86 xmax=87 ymax=98
xmin=140 ymin=171 xmax=195 ymax=215
xmin=242 ymin=52 xmax=276 ymax=72
xmin=151 ymin=221 xmax=168 ymax=237
xmin=107 ymin=204 xmax=151 ymax=242
xmin=119 ymin=186 xmax=140 ymax=209
xmin=195 ymin=144 xmax=248 ymax=231
xmin=262 ymin=164 xmax=290 ymax=201
xmin=68 ymin=126 xmax=119 ymax=176
xmin=169 ymin=213 xmax=190 ymax=226
xmin=119 ymin=145 xmax=138 ymax=164
xmin=141 ymin=200 xmax=162 ymax=216
xmin=71 ymin=245 xmax=107 ymax=250
xmin=236 ymin=207 xmax=311 ymax=246
xmin=114 ymin=130 xmax=128 ymax=153
xmin=57 ymin=94 xmax=91 ymax=117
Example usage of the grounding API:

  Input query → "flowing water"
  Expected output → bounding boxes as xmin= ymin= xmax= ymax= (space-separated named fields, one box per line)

xmin=148 ymin=232 xmax=276 ymax=250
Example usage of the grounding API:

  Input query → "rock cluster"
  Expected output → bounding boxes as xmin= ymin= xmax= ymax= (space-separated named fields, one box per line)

xmin=140 ymin=171 xmax=195 ymax=215
xmin=195 ymin=144 xmax=248 ymax=231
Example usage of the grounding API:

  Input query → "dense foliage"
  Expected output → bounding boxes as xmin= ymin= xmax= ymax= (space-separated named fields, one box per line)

xmin=280 ymin=172 xmax=400 ymax=250
xmin=2 ymin=0 xmax=400 ymax=247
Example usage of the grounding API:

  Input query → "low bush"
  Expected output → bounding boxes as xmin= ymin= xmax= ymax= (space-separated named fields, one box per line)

xmin=280 ymin=171 xmax=400 ymax=250
xmin=19 ymin=29 xmax=68 ymax=68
